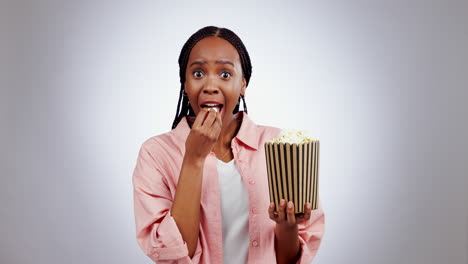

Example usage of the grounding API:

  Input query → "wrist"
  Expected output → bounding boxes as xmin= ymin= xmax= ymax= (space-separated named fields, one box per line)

xmin=183 ymin=152 xmax=206 ymax=167
xmin=275 ymin=223 xmax=298 ymax=233
xmin=274 ymin=223 xmax=301 ymax=264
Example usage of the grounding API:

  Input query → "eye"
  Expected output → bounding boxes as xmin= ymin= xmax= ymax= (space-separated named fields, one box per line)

xmin=220 ymin=71 xmax=231 ymax=79
xmin=193 ymin=71 xmax=204 ymax=78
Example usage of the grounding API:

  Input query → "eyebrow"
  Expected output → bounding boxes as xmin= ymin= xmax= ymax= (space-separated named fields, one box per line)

xmin=189 ymin=60 xmax=234 ymax=67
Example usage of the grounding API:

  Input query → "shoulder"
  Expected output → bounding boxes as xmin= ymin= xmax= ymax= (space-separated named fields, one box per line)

xmin=137 ymin=130 xmax=184 ymax=166
xmin=240 ymin=113 xmax=282 ymax=147
xmin=256 ymin=124 xmax=281 ymax=137
xmin=255 ymin=124 xmax=282 ymax=144
xmin=139 ymin=130 xmax=173 ymax=151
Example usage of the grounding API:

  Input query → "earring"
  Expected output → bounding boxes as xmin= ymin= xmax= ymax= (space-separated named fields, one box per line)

xmin=182 ymin=90 xmax=188 ymax=97
xmin=241 ymin=94 xmax=247 ymax=113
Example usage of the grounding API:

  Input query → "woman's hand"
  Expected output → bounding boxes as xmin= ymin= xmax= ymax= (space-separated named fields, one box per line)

xmin=184 ymin=108 xmax=222 ymax=160
xmin=268 ymin=199 xmax=312 ymax=228
xmin=269 ymin=200 xmax=312 ymax=263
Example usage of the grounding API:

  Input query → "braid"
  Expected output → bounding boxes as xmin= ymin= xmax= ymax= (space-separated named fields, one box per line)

xmin=171 ymin=26 xmax=253 ymax=130
xmin=218 ymin=29 xmax=252 ymax=87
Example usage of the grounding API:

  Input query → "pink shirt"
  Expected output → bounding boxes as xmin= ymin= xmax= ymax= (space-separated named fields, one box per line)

xmin=132 ymin=111 xmax=325 ymax=263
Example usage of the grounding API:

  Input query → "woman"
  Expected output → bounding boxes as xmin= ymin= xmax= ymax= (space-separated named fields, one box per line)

xmin=132 ymin=26 xmax=325 ymax=264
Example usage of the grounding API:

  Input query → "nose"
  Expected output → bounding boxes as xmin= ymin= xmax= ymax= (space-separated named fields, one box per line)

xmin=202 ymin=77 xmax=220 ymax=95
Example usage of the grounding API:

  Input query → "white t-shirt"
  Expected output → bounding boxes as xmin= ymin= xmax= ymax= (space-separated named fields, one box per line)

xmin=216 ymin=158 xmax=250 ymax=264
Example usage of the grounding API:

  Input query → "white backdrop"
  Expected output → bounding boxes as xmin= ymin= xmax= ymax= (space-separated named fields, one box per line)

xmin=1 ymin=1 xmax=467 ymax=263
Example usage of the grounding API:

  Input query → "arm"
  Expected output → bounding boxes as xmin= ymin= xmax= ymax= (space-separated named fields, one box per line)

xmin=274 ymin=223 xmax=301 ymax=264
xmin=171 ymin=108 xmax=222 ymax=258
xmin=133 ymin=142 xmax=203 ymax=263
xmin=132 ymin=109 xmax=222 ymax=263
xmin=269 ymin=200 xmax=325 ymax=264
xmin=170 ymin=154 xmax=205 ymax=258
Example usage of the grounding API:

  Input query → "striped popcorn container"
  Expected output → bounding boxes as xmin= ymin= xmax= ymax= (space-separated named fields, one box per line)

xmin=264 ymin=140 xmax=320 ymax=213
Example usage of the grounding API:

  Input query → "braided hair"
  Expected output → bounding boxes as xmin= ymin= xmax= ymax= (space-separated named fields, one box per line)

xmin=171 ymin=26 xmax=252 ymax=130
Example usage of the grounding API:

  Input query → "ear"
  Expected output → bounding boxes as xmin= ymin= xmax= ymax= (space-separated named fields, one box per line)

xmin=241 ymin=77 xmax=247 ymax=96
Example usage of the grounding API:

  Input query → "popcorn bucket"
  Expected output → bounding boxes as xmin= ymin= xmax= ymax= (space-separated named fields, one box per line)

xmin=264 ymin=141 xmax=320 ymax=213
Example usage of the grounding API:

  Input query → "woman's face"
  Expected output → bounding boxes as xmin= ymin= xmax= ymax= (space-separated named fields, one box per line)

xmin=184 ymin=36 xmax=246 ymax=121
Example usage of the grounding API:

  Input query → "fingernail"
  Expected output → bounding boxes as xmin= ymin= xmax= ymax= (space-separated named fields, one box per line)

xmin=307 ymin=203 xmax=311 ymax=209
xmin=280 ymin=199 xmax=285 ymax=206
xmin=269 ymin=202 xmax=274 ymax=209
xmin=287 ymin=201 xmax=293 ymax=209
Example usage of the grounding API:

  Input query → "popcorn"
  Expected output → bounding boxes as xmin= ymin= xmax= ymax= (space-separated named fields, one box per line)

xmin=264 ymin=129 xmax=321 ymax=212
xmin=269 ymin=129 xmax=317 ymax=144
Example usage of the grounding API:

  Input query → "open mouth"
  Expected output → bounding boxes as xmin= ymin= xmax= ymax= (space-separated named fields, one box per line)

xmin=200 ymin=103 xmax=223 ymax=113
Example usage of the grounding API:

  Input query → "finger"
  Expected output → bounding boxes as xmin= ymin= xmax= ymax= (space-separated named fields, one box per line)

xmin=201 ymin=108 xmax=217 ymax=127
xmin=192 ymin=108 xmax=209 ymax=128
xmin=207 ymin=111 xmax=222 ymax=140
xmin=286 ymin=201 xmax=296 ymax=226
xmin=211 ymin=126 xmax=222 ymax=143
xmin=295 ymin=213 xmax=305 ymax=218
xmin=296 ymin=214 xmax=305 ymax=223
xmin=211 ymin=110 xmax=223 ymax=131
xmin=303 ymin=202 xmax=312 ymax=221
xmin=278 ymin=199 xmax=286 ymax=222
xmin=214 ymin=109 xmax=222 ymax=127
xmin=268 ymin=202 xmax=278 ymax=221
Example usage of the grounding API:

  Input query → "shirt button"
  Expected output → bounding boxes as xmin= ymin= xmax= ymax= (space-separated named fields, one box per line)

xmin=252 ymin=240 xmax=259 ymax=247
xmin=248 ymin=179 xmax=255 ymax=185
xmin=251 ymin=207 xmax=258 ymax=214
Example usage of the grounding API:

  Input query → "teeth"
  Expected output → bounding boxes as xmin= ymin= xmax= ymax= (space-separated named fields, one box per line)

xmin=201 ymin=103 xmax=222 ymax=111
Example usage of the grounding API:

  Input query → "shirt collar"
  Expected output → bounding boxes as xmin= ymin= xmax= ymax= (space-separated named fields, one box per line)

xmin=172 ymin=111 xmax=259 ymax=150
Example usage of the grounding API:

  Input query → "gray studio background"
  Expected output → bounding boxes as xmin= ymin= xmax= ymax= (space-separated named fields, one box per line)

xmin=1 ymin=1 xmax=467 ymax=263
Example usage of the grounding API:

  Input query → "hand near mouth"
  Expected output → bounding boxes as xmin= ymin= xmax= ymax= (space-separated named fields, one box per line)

xmin=184 ymin=108 xmax=223 ymax=160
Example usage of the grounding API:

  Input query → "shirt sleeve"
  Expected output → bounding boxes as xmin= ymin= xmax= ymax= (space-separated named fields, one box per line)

xmin=295 ymin=200 xmax=325 ymax=264
xmin=132 ymin=142 xmax=203 ymax=263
